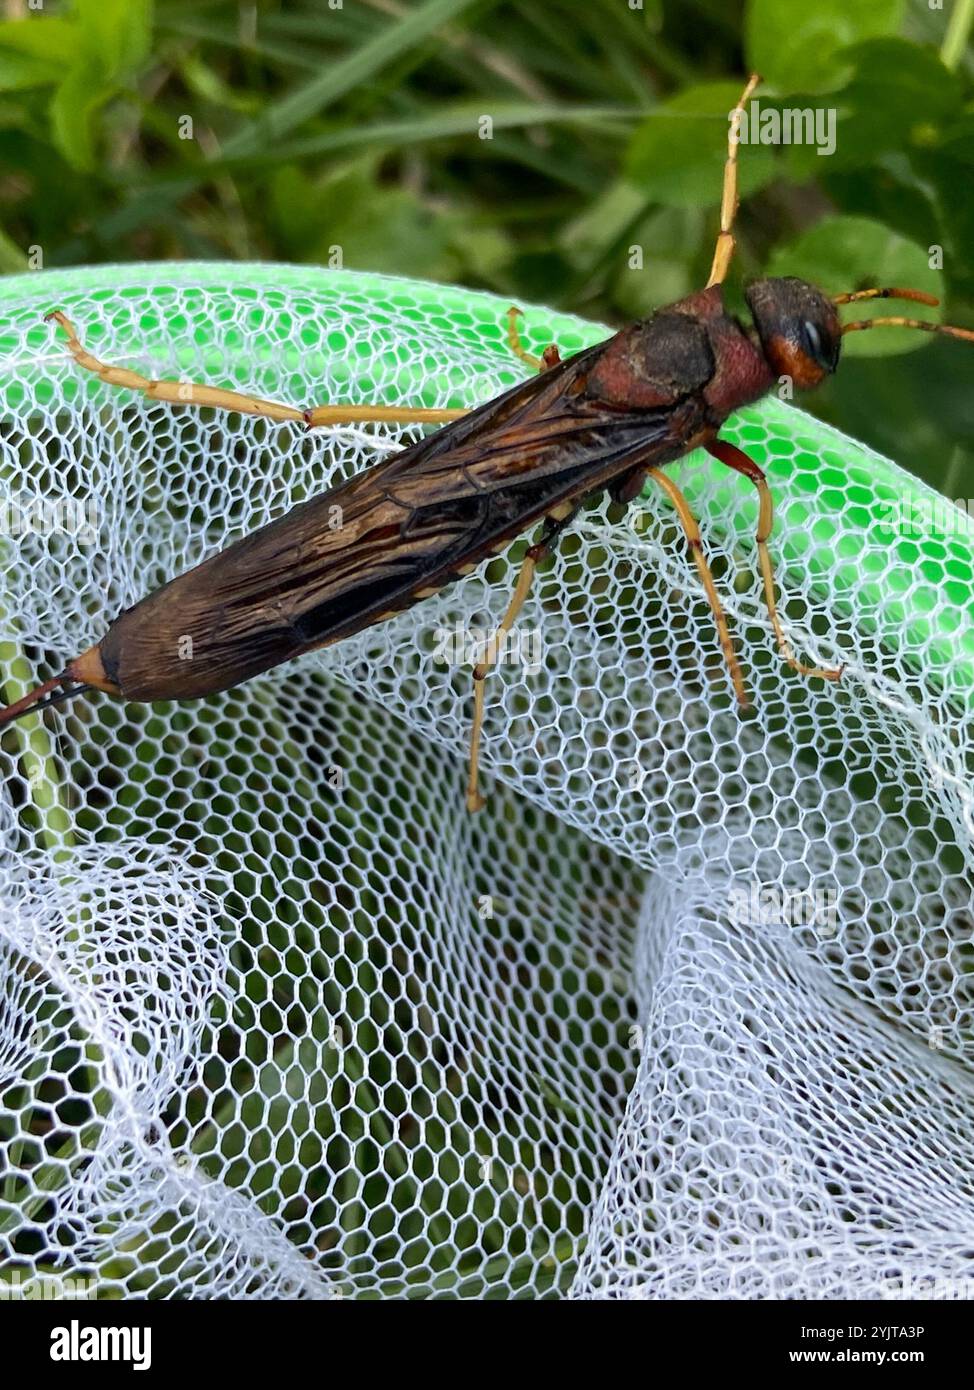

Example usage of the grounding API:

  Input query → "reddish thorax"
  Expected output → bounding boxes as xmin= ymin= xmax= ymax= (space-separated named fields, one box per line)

xmin=584 ymin=285 xmax=775 ymax=423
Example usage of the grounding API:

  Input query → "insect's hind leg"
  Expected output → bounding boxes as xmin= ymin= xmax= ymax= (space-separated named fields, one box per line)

xmin=466 ymin=506 xmax=577 ymax=813
xmin=706 ymin=438 xmax=843 ymax=684
xmin=47 ymin=311 xmax=468 ymax=429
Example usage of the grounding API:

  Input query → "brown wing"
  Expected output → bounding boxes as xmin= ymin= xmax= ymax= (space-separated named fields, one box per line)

xmin=99 ymin=334 xmax=707 ymax=701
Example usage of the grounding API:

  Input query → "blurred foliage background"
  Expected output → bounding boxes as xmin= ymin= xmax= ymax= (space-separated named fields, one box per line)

xmin=0 ymin=0 xmax=972 ymax=491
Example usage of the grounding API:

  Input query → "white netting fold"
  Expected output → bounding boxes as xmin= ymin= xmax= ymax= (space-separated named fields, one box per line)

xmin=0 ymin=265 xmax=972 ymax=1299
xmin=576 ymin=870 xmax=974 ymax=1300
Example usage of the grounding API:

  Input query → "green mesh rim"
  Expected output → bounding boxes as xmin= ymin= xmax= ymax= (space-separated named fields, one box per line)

xmin=1 ymin=261 xmax=970 ymax=709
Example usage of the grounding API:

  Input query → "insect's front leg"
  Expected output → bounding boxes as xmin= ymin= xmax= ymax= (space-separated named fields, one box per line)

xmin=705 ymin=439 xmax=844 ymax=684
xmin=46 ymin=310 xmax=468 ymax=429
xmin=706 ymin=72 xmax=761 ymax=288
xmin=465 ymin=504 xmax=578 ymax=813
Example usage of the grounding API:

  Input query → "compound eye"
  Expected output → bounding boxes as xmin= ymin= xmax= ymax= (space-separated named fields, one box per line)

xmin=802 ymin=319 xmax=822 ymax=359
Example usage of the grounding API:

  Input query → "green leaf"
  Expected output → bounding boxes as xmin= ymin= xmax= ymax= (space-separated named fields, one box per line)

xmin=0 ymin=224 xmax=27 ymax=273
xmin=72 ymin=0 xmax=152 ymax=80
xmin=39 ymin=0 xmax=151 ymax=170
xmin=784 ymin=37 xmax=963 ymax=180
xmin=49 ymin=60 xmax=113 ymax=172
xmin=609 ymin=207 xmax=706 ymax=318
xmin=745 ymin=0 xmax=905 ymax=92
xmin=269 ymin=161 xmax=455 ymax=280
xmin=0 ymin=50 xmax=58 ymax=92
xmin=626 ymin=81 xmax=775 ymax=208
xmin=0 ymin=16 xmax=78 ymax=63
xmin=818 ymin=168 xmax=940 ymax=257
xmin=934 ymin=112 xmax=974 ymax=169
xmin=0 ymin=18 xmax=76 ymax=89
xmin=766 ymin=215 xmax=943 ymax=357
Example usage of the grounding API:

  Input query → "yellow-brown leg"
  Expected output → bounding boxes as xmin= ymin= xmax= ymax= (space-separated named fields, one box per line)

xmin=466 ymin=507 xmax=576 ymax=812
xmin=466 ymin=551 xmax=538 ymax=813
xmin=47 ymin=310 xmax=468 ymax=429
xmin=507 ymin=307 xmax=561 ymax=372
xmin=646 ymin=467 xmax=750 ymax=705
xmin=467 ymin=308 xmax=563 ymax=809
xmin=706 ymin=439 xmax=843 ymax=683
xmin=706 ymin=72 xmax=761 ymax=288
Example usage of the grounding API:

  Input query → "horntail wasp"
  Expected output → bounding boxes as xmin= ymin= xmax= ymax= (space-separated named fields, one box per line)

xmin=3 ymin=75 xmax=973 ymax=810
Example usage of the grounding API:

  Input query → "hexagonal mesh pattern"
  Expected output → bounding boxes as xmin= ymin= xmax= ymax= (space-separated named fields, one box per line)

xmin=1 ymin=264 xmax=973 ymax=1300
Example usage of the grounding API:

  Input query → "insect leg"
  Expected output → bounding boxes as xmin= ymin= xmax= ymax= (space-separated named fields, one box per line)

xmin=706 ymin=439 xmax=844 ymax=683
xmin=47 ymin=311 xmax=468 ymax=428
xmin=706 ymin=72 xmax=761 ymax=288
xmin=506 ymin=308 xmax=562 ymax=371
xmin=645 ymin=468 xmax=750 ymax=706
xmin=465 ymin=506 xmax=577 ymax=812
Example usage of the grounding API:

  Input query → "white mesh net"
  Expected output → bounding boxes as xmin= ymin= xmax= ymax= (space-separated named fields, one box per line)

xmin=1 ymin=263 xmax=973 ymax=1301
